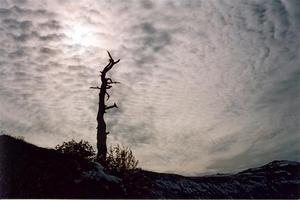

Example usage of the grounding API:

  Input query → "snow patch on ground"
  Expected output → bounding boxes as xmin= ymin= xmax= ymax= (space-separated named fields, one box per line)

xmin=155 ymin=177 xmax=208 ymax=194
xmin=81 ymin=162 xmax=121 ymax=183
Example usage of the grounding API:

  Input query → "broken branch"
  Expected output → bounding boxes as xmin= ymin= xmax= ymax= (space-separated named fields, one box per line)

xmin=105 ymin=103 xmax=118 ymax=110
xmin=90 ymin=86 xmax=101 ymax=89
xmin=106 ymin=78 xmax=120 ymax=84
xmin=105 ymin=91 xmax=110 ymax=100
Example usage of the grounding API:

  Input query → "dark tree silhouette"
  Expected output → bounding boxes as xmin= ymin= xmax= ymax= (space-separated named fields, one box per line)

xmin=90 ymin=51 xmax=120 ymax=164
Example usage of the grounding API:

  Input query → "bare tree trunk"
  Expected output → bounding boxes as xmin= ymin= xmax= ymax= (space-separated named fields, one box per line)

xmin=90 ymin=51 xmax=120 ymax=165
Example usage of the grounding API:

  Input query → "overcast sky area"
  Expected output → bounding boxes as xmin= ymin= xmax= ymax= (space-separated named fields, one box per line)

xmin=0 ymin=0 xmax=299 ymax=175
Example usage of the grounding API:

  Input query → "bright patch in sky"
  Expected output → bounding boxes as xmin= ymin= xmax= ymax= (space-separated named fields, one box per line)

xmin=66 ymin=23 xmax=95 ymax=46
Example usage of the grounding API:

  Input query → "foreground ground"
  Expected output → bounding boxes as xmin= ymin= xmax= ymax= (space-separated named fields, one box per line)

xmin=0 ymin=135 xmax=299 ymax=198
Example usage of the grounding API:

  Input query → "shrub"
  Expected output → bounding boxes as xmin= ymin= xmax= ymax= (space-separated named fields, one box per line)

xmin=15 ymin=136 xmax=25 ymax=141
xmin=55 ymin=139 xmax=96 ymax=160
xmin=55 ymin=140 xmax=139 ymax=177
xmin=106 ymin=144 xmax=139 ymax=177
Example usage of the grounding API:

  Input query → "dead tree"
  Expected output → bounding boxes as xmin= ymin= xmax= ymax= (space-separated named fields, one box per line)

xmin=90 ymin=51 xmax=120 ymax=164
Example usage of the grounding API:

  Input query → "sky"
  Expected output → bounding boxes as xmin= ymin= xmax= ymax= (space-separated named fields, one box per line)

xmin=0 ymin=0 xmax=299 ymax=175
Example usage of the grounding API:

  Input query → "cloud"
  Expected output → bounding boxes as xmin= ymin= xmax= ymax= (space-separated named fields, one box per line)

xmin=0 ymin=0 xmax=299 ymax=175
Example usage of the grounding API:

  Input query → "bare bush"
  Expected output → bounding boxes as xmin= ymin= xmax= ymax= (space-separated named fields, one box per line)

xmin=106 ymin=144 xmax=139 ymax=176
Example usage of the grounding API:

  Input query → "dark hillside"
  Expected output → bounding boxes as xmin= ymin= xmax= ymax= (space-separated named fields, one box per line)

xmin=0 ymin=135 xmax=122 ymax=198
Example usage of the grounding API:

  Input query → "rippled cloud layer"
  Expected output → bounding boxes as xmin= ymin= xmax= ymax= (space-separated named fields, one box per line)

xmin=0 ymin=0 xmax=299 ymax=175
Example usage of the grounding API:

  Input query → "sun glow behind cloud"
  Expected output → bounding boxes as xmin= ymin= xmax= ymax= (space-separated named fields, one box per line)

xmin=66 ymin=23 xmax=96 ymax=47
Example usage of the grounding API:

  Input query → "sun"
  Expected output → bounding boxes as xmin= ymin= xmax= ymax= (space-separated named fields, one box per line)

xmin=67 ymin=23 xmax=95 ymax=47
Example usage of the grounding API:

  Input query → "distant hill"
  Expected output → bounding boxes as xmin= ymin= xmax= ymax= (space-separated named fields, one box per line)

xmin=0 ymin=134 xmax=299 ymax=198
xmin=125 ymin=160 xmax=300 ymax=198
